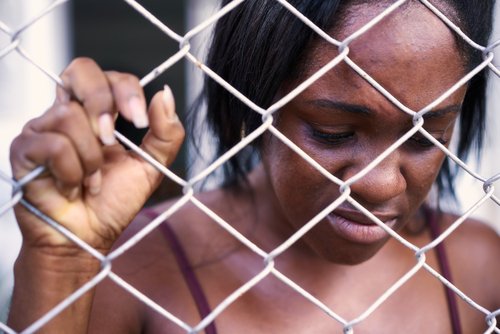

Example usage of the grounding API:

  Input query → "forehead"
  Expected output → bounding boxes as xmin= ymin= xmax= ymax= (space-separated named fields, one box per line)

xmin=299 ymin=2 xmax=465 ymax=111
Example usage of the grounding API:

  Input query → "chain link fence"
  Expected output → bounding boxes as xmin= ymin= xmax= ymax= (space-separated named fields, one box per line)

xmin=1 ymin=0 xmax=499 ymax=333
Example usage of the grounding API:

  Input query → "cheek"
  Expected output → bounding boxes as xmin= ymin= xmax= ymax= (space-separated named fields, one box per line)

xmin=263 ymin=138 xmax=320 ymax=198
xmin=262 ymin=132 xmax=342 ymax=224
xmin=404 ymin=149 xmax=447 ymax=203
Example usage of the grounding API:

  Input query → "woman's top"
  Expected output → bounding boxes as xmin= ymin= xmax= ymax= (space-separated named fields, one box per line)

xmin=425 ymin=206 xmax=461 ymax=334
xmin=145 ymin=207 xmax=461 ymax=333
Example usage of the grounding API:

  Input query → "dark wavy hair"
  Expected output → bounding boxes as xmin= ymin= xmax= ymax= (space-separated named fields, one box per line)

xmin=195 ymin=0 xmax=495 ymax=198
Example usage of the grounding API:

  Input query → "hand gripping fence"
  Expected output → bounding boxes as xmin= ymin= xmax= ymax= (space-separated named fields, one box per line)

xmin=1 ymin=0 xmax=500 ymax=333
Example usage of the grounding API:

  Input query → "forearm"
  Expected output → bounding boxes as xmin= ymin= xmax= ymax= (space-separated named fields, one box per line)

xmin=7 ymin=246 xmax=102 ymax=333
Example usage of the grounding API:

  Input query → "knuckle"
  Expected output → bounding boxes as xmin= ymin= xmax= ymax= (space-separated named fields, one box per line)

xmin=173 ymin=124 xmax=186 ymax=144
xmin=87 ymin=85 xmax=113 ymax=102
xmin=51 ymin=103 xmax=75 ymax=124
xmin=155 ymin=120 xmax=185 ymax=146
xmin=171 ymin=121 xmax=185 ymax=138
xmin=9 ymin=137 xmax=28 ymax=178
xmin=22 ymin=117 xmax=40 ymax=132
xmin=49 ymin=139 xmax=83 ymax=183
xmin=49 ymin=137 xmax=71 ymax=157
xmin=65 ymin=168 xmax=84 ymax=185
xmin=67 ymin=57 xmax=98 ymax=71
xmin=62 ymin=57 xmax=97 ymax=82
xmin=82 ymin=146 xmax=103 ymax=174
xmin=18 ymin=119 xmax=41 ymax=141
xmin=82 ymin=88 xmax=114 ymax=112
xmin=86 ymin=157 xmax=103 ymax=175
xmin=113 ymin=72 xmax=140 ymax=86
xmin=10 ymin=135 xmax=25 ymax=159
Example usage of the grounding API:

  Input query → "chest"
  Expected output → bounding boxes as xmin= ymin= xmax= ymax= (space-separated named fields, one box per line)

xmin=200 ymin=270 xmax=456 ymax=333
xmin=143 ymin=251 xmax=490 ymax=334
xmin=141 ymin=225 xmax=488 ymax=333
xmin=186 ymin=245 xmax=493 ymax=333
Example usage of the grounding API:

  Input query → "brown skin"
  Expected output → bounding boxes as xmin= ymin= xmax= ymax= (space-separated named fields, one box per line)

xmin=8 ymin=2 xmax=500 ymax=334
xmin=8 ymin=59 xmax=185 ymax=332
xmin=263 ymin=1 xmax=464 ymax=265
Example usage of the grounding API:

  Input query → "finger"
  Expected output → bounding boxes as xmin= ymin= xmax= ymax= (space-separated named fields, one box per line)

xmin=140 ymin=85 xmax=184 ymax=169
xmin=10 ymin=131 xmax=84 ymax=200
xmin=105 ymin=71 xmax=149 ymax=128
xmin=28 ymin=102 xmax=104 ymax=177
xmin=59 ymin=58 xmax=116 ymax=144
xmin=27 ymin=102 xmax=105 ymax=196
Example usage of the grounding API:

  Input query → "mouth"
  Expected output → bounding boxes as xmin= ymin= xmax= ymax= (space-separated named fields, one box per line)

xmin=326 ymin=210 xmax=398 ymax=244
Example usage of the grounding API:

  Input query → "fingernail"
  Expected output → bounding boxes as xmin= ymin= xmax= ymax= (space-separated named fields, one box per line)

xmin=86 ymin=170 xmax=102 ymax=196
xmin=163 ymin=85 xmax=177 ymax=120
xmin=129 ymin=96 xmax=149 ymax=128
xmin=98 ymin=114 xmax=116 ymax=145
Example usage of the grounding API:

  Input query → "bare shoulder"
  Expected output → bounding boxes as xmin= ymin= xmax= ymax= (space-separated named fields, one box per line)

xmin=89 ymin=188 xmax=240 ymax=333
xmin=88 ymin=203 xmax=193 ymax=333
xmin=440 ymin=211 xmax=500 ymax=263
xmin=114 ymin=186 xmax=239 ymax=266
xmin=439 ymin=211 xmax=500 ymax=308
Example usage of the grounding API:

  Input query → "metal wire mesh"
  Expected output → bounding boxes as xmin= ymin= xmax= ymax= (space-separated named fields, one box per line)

xmin=1 ymin=0 xmax=499 ymax=333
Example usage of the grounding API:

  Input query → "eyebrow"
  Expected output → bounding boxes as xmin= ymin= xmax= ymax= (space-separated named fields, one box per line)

xmin=421 ymin=104 xmax=462 ymax=119
xmin=305 ymin=99 xmax=462 ymax=119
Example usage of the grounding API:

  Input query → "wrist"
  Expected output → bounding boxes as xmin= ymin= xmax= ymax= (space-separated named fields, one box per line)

xmin=8 ymin=246 xmax=103 ymax=332
xmin=15 ymin=245 xmax=103 ymax=277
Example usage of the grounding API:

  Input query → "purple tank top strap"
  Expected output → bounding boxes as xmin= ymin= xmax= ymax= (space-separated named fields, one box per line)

xmin=424 ymin=206 xmax=462 ymax=334
xmin=142 ymin=209 xmax=218 ymax=334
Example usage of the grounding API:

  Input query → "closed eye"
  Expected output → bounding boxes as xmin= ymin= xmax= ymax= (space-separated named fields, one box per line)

xmin=408 ymin=134 xmax=448 ymax=148
xmin=311 ymin=129 xmax=354 ymax=145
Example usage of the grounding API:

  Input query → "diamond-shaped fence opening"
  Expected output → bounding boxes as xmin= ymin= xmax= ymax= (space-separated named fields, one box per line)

xmin=1 ymin=0 xmax=499 ymax=333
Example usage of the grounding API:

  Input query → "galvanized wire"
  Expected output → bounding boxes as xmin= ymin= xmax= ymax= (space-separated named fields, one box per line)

xmin=1 ymin=0 xmax=499 ymax=333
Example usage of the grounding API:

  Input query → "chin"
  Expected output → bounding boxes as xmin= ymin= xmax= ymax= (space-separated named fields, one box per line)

xmin=307 ymin=236 xmax=388 ymax=265
xmin=325 ymin=250 xmax=380 ymax=265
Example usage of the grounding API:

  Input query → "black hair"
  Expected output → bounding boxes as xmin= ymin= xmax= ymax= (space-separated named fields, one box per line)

xmin=197 ymin=0 xmax=495 ymax=198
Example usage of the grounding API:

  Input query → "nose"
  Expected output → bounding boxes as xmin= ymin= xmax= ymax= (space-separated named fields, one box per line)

xmin=342 ymin=150 xmax=407 ymax=205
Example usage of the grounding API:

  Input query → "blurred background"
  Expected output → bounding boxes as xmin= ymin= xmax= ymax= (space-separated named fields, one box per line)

xmin=0 ymin=0 xmax=499 ymax=322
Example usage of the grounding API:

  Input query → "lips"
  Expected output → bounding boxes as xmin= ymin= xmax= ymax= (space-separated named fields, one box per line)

xmin=326 ymin=209 xmax=398 ymax=244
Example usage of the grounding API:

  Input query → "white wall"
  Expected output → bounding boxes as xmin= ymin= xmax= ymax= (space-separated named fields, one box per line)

xmin=0 ymin=0 xmax=70 ymax=321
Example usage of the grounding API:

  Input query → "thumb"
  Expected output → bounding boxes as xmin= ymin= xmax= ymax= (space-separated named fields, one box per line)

xmin=140 ymin=85 xmax=185 ymax=170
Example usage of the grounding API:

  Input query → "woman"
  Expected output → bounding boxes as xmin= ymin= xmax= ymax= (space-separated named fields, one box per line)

xmin=7 ymin=0 xmax=500 ymax=333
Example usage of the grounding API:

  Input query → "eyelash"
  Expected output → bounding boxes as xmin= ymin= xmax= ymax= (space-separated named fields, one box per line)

xmin=311 ymin=129 xmax=354 ymax=145
xmin=409 ymin=135 xmax=448 ymax=148
xmin=311 ymin=129 xmax=448 ymax=148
